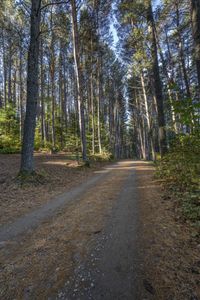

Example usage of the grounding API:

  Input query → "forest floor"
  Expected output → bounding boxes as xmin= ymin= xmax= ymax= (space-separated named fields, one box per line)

xmin=0 ymin=153 xmax=111 ymax=226
xmin=0 ymin=156 xmax=199 ymax=299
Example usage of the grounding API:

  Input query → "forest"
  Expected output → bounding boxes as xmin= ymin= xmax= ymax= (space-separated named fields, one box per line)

xmin=0 ymin=0 xmax=199 ymax=165
xmin=0 ymin=0 xmax=200 ymax=299
xmin=0 ymin=0 xmax=199 ymax=215
xmin=1 ymin=0 xmax=199 ymax=211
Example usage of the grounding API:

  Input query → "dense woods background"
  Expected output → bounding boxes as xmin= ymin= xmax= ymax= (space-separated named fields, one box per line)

xmin=0 ymin=0 xmax=199 ymax=174
xmin=0 ymin=2 xmax=199 ymax=298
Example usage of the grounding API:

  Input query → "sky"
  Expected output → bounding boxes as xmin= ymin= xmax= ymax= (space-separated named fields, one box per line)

xmin=110 ymin=0 xmax=163 ymax=52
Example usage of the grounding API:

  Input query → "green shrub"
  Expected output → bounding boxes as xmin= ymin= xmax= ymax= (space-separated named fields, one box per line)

xmin=157 ymin=134 xmax=200 ymax=191
xmin=89 ymin=149 xmax=113 ymax=162
xmin=156 ymin=134 xmax=200 ymax=223
xmin=0 ymin=105 xmax=21 ymax=153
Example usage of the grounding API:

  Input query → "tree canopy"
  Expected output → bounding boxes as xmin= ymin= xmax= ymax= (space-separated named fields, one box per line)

xmin=0 ymin=0 xmax=199 ymax=170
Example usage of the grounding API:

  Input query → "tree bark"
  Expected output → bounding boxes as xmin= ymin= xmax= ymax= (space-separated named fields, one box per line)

xmin=191 ymin=0 xmax=200 ymax=90
xmin=70 ymin=0 xmax=87 ymax=161
xmin=20 ymin=0 xmax=41 ymax=173
xmin=147 ymin=1 xmax=167 ymax=157
xmin=40 ymin=39 xmax=46 ymax=146
xmin=155 ymin=27 xmax=178 ymax=133
xmin=141 ymin=72 xmax=155 ymax=160
xmin=19 ymin=43 xmax=24 ymax=142
xmin=50 ymin=9 xmax=56 ymax=150
xmin=90 ymin=71 xmax=95 ymax=154
xmin=175 ymin=2 xmax=191 ymax=99
xmin=2 ymin=30 xmax=7 ymax=107
xmin=97 ymin=55 xmax=102 ymax=154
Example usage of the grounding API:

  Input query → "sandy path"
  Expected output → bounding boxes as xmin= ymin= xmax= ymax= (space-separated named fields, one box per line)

xmin=55 ymin=166 xmax=140 ymax=300
xmin=0 ymin=163 xmax=120 ymax=242
xmin=0 ymin=160 xmax=143 ymax=299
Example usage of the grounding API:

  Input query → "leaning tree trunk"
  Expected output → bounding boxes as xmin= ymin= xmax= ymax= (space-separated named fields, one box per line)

xmin=20 ymin=0 xmax=41 ymax=173
xmin=191 ymin=0 xmax=200 ymax=91
xmin=147 ymin=1 xmax=167 ymax=157
xmin=70 ymin=0 xmax=87 ymax=161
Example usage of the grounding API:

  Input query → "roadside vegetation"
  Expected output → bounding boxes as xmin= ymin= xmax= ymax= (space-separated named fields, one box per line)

xmin=156 ymin=134 xmax=200 ymax=233
xmin=0 ymin=0 xmax=199 ymax=233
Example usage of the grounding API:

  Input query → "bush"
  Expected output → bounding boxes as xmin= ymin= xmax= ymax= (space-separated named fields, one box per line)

xmin=0 ymin=105 xmax=21 ymax=153
xmin=156 ymin=134 xmax=200 ymax=223
xmin=157 ymin=134 xmax=200 ymax=190
xmin=89 ymin=150 xmax=113 ymax=162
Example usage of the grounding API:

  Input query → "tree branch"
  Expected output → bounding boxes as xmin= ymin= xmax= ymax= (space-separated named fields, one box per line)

xmin=40 ymin=0 xmax=70 ymax=11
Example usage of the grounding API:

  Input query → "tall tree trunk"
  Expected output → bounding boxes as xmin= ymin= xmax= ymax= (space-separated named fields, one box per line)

xmin=97 ymin=55 xmax=102 ymax=154
xmin=191 ymin=0 xmax=200 ymax=90
xmin=50 ymin=59 xmax=56 ymax=150
xmin=70 ymin=0 xmax=87 ymax=161
xmin=63 ymin=50 xmax=68 ymax=130
xmin=176 ymin=1 xmax=191 ymax=99
xmin=20 ymin=0 xmax=41 ymax=173
xmin=50 ymin=10 xmax=56 ymax=150
xmin=8 ymin=32 xmax=12 ymax=103
xmin=141 ymin=72 xmax=155 ymax=160
xmin=90 ymin=71 xmax=95 ymax=154
xmin=2 ymin=30 xmax=7 ymax=107
xmin=40 ymin=39 xmax=46 ymax=146
xmin=59 ymin=49 xmax=64 ymax=149
xmin=13 ymin=69 xmax=17 ymax=106
xmin=135 ymin=90 xmax=146 ymax=159
xmin=155 ymin=28 xmax=178 ymax=133
xmin=19 ymin=44 xmax=24 ymax=142
xmin=90 ymin=37 xmax=95 ymax=155
xmin=147 ymin=1 xmax=167 ymax=157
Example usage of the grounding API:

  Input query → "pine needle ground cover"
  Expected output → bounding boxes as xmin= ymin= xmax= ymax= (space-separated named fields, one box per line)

xmin=138 ymin=162 xmax=200 ymax=300
xmin=0 ymin=153 xmax=112 ymax=226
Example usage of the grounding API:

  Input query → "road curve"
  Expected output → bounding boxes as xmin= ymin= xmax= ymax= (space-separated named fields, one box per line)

xmin=0 ymin=160 xmax=142 ymax=300
xmin=0 ymin=162 xmax=123 ymax=242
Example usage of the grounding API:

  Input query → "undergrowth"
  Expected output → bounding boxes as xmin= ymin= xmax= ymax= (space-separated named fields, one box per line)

xmin=89 ymin=150 xmax=114 ymax=162
xmin=156 ymin=134 xmax=200 ymax=229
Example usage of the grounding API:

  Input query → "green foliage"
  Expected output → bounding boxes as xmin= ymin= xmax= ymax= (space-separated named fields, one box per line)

xmin=90 ymin=149 xmax=113 ymax=161
xmin=171 ymin=97 xmax=200 ymax=127
xmin=157 ymin=134 xmax=200 ymax=190
xmin=34 ymin=126 xmax=42 ymax=151
xmin=156 ymin=134 xmax=200 ymax=224
xmin=182 ymin=193 xmax=200 ymax=222
xmin=0 ymin=105 xmax=20 ymax=153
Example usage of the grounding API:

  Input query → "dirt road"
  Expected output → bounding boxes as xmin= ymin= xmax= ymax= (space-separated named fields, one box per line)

xmin=55 ymin=162 xmax=141 ymax=300
xmin=0 ymin=160 xmax=148 ymax=299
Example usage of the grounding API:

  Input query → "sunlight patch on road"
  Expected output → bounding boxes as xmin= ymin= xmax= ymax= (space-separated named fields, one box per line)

xmin=135 ymin=167 xmax=155 ymax=171
xmin=137 ymin=185 xmax=158 ymax=189
xmin=42 ymin=160 xmax=78 ymax=167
